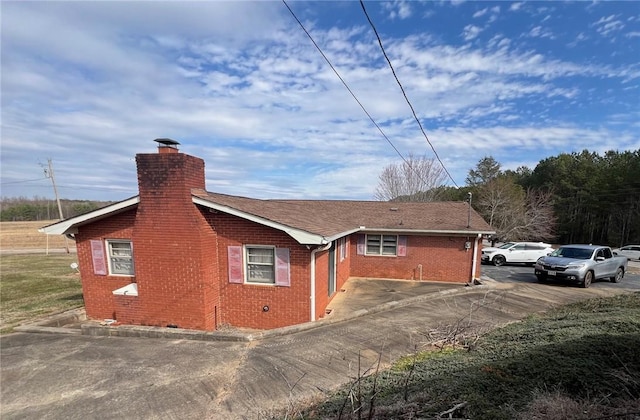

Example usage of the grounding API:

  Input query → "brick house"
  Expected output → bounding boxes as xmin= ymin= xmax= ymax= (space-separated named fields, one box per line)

xmin=41 ymin=140 xmax=494 ymax=331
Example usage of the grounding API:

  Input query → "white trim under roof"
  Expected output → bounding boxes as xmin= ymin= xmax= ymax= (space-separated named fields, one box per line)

xmin=358 ymin=228 xmax=496 ymax=236
xmin=192 ymin=196 xmax=327 ymax=245
xmin=38 ymin=197 xmax=140 ymax=236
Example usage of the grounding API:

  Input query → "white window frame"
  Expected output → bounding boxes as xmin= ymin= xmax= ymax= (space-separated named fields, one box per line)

xmin=245 ymin=245 xmax=276 ymax=284
xmin=106 ymin=240 xmax=135 ymax=276
xmin=366 ymin=234 xmax=398 ymax=256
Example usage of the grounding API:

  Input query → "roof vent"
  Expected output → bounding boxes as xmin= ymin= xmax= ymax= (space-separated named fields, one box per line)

xmin=390 ymin=207 xmax=399 ymax=211
xmin=154 ymin=138 xmax=180 ymax=154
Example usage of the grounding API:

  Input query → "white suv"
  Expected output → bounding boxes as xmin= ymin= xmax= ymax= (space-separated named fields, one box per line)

xmin=612 ymin=245 xmax=640 ymax=261
xmin=482 ymin=242 xmax=554 ymax=266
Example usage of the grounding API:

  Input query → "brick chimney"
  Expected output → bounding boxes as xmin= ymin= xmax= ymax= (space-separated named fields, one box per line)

xmin=132 ymin=139 xmax=217 ymax=331
xmin=135 ymin=138 xmax=205 ymax=201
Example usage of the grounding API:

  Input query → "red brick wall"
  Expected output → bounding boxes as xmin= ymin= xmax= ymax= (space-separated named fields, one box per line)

xmin=211 ymin=212 xmax=312 ymax=329
xmin=75 ymin=209 xmax=137 ymax=320
xmin=113 ymin=295 xmax=142 ymax=325
xmin=349 ymin=234 xmax=475 ymax=283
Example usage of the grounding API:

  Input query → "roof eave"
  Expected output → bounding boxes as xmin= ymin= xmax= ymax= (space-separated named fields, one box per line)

xmin=359 ymin=227 xmax=496 ymax=235
xmin=39 ymin=196 xmax=140 ymax=235
xmin=192 ymin=196 xmax=326 ymax=245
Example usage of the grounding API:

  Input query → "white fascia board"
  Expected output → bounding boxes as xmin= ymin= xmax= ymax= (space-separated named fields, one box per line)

xmin=324 ymin=227 xmax=365 ymax=243
xmin=192 ymin=196 xmax=326 ymax=245
xmin=38 ymin=197 xmax=140 ymax=235
xmin=359 ymin=228 xmax=496 ymax=236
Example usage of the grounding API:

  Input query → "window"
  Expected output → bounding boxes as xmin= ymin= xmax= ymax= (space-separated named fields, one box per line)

xmin=107 ymin=240 xmax=134 ymax=276
xmin=246 ymin=246 xmax=275 ymax=284
xmin=366 ymin=234 xmax=397 ymax=256
xmin=339 ymin=237 xmax=346 ymax=262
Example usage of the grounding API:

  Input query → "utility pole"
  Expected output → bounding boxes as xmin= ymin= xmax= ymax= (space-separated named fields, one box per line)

xmin=44 ymin=158 xmax=69 ymax=253
xmin=467 ymin=192 xmax=472 ymax=228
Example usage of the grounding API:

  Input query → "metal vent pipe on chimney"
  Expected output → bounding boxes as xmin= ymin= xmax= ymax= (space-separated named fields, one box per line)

xmin=154 ymin=138 xmax=180 ymax=153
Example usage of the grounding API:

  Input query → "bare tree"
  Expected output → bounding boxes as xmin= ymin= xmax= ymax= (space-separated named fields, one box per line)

xmin=374 ymin=154 xmax=448 ymax=202
xmin=477 ymin=178 xmax=556 ymax=241
xmin=509 ymin=188 xmax=557 ymax=241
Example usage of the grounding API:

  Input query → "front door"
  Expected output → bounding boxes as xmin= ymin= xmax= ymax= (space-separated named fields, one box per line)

xmin=328 ymin=242 xmax=336 ymax=296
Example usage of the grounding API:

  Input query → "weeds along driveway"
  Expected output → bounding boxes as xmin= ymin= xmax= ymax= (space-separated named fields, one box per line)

xmin=2 ymin=281 xmax=638 ymax=420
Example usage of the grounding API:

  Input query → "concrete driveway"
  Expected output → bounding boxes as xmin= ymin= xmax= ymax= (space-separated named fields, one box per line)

xmin=2 ymin=275 xmax=639 ymax=419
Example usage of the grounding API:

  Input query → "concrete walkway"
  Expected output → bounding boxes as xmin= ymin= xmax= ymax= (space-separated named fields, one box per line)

xmin=2 ymin=277 xmax=638 ymax=420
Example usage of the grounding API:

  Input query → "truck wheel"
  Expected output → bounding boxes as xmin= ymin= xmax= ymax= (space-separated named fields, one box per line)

xmin=493 ymin=255 xmax=506 ymax=266
xmin=610 ymin=268 xmax=624 ymax=283
xmin=581 ymin=271 xmax=593 ymax=288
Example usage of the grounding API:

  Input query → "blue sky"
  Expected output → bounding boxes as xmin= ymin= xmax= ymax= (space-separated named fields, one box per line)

xmin=2 ymin=1 xmax=639 ymax=202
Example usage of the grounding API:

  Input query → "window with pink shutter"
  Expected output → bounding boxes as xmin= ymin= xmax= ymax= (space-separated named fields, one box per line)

xmin=90 ymin=240 xmax=107 ymax=275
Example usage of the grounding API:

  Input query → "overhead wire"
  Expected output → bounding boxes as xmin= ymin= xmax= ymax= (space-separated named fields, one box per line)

xmin=281 ymin=0 xmax=441 ymax=190
xmin=0 ymin=177 xmax=48 ymax=185
xmin=359 ymin=0 xmax=459 ymax=188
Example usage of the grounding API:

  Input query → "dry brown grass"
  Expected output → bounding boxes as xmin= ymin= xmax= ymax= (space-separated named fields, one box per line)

xmin=0 ymin=221 xmax=75 ymax=251
xmin=517 ymin=390 xmax=640 ymax=420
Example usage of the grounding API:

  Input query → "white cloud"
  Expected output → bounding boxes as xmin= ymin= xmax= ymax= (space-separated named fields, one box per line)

xmin=528 ymin=26 xmax=555 ymax=39
xmin=462 ymin=24 xmax=483 ymax=41
xmin=383 ymin=1 xmax=412 ymax=20
xmin=592 ymin=14 xmax=625 ymax=37
xmin=473 ymin=8 xmax=489 ymax=18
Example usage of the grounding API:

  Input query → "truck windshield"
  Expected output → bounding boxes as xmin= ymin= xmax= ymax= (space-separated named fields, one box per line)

xmin=550 ymin=247 xmax=593 ymax=259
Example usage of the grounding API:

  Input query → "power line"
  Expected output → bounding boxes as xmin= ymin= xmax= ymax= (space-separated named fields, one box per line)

xmin=281 ymin=0 xmax=427 ymax=184
xmin=0 ymin=177 xmax=48 ymax=185
xmin=359 ymin=0 xmax=458 ymax=188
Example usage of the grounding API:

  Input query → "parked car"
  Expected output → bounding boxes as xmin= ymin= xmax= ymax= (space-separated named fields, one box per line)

xmin=534 ymin=244 xmax=628 ymax=288
xmin=481 ymin=242 xmax=554 ymax=266
xmin=612 ymin=245 xmax=640 ymax=261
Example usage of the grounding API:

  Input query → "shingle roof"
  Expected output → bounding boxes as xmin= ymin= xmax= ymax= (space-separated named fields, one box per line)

xmin=40 ymin=188 xmax=494 ymax=242
xmin=191 ymin=189 xmax=494 ymax=240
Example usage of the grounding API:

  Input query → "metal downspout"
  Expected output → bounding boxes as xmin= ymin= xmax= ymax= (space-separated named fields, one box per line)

xmin=310 ymin=242 xmax=332 ymax=322
xmin=471 ymin=233 xmax=481 ymax=284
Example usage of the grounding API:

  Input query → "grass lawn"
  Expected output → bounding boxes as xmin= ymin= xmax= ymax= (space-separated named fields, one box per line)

xmin=298 ymin=293 xmax=640 ymax=420
xmin=0 ymin=254 xmax=83 ymax=334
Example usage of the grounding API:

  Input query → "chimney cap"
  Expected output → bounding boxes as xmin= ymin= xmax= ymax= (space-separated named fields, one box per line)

xmin=154 ymin=138 xmax=180 ymax=148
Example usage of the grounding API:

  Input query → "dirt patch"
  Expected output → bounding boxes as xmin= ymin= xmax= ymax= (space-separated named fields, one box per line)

xmin=0 ymin=221 xmax=74 ymax=250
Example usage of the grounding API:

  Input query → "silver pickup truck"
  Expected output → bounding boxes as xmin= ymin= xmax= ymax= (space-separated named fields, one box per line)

xmin=534 ymin=244 xmax=627 ymax=288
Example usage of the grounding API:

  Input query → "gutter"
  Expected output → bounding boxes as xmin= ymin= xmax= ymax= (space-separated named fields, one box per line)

xmin=309 ymin=242 xmax=332 ymax=322
xmin=358 ymin=227 xmax=495 ymax=236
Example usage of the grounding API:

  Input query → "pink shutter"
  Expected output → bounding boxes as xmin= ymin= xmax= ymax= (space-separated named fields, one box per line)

xmin=397 ymin=236 xmax=407 ymax=257
xmin=275 ymin=248 xmax=290 ymax=287
xmin=90 ymin=240 xmax=107 ymax=275
xmin=356 ymin=235 xmax=365 ymax=255
xmin=228 ymin=246 xmax=243 ymax=283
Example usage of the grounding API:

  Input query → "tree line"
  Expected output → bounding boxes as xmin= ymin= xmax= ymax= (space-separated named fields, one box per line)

xmin=3 ymin=149 xmax=638 ymax=247
xmin=0 ymin=197 xmax=113 ymax=222
xmin=376 ymin=149 xmax=640 ymax=247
